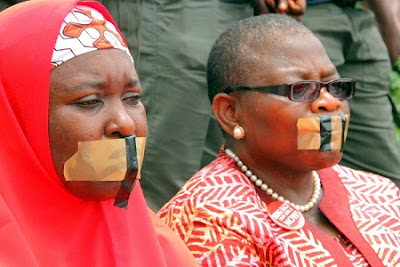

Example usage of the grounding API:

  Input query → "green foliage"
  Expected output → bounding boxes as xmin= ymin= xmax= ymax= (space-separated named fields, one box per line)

xmin=355 ymin=2 xmax=363 ymax=9
xmin=391 ymin=59 xmax=400 ymax=146
xmin=390 ymin=69 xmax=400 ymax=112
xmin=396 ymin=127 xmax=400 ymax=148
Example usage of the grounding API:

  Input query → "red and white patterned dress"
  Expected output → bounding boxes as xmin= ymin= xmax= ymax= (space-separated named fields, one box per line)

xmin=158 ymin=150 xmax=400 ymax=266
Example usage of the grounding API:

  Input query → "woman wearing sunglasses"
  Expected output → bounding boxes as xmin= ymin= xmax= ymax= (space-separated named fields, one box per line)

xmin=158 ymin=14 xmax=400 ymax=266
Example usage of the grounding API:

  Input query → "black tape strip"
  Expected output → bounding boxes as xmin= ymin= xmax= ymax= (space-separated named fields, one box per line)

xmin=114 ymin=135 xmax=138 ymax=209
xmin=319 ymin=115 xmax=332 ymax=151
xmin=340 ymin=114 xmax=346 ymax=152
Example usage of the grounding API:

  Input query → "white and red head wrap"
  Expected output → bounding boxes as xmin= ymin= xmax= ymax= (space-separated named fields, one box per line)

xmin=51 ymin=5 xmax=132 ymax=68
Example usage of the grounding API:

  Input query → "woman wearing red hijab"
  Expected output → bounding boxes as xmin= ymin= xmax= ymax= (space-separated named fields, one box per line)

xmin=0 ymin=0 xmax=197 ymax=266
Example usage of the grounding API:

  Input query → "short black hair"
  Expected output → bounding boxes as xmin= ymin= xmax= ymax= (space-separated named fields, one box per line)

xmin=206 ymin=14 xmax=312 ymax=102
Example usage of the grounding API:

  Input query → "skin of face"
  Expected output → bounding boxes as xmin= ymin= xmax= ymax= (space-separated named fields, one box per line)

xmin=223 ymin=33 xmax=350 ymax=178
xmin=48 ymin=49 xmax=147 ymax=200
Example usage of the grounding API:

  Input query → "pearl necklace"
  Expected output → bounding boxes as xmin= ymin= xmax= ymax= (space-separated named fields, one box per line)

xmin=224 ymin=147 xmax=321 ymax=212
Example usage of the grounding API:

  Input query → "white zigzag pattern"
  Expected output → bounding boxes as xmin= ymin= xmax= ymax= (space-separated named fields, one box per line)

xmin=280 ymin=229 xmax=337 ymax=266
xmin=333 ymin=165 xmax=400 ymax=266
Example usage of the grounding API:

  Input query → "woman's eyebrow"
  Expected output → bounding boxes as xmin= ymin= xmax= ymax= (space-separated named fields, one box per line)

xmin=126 ymin=79 xmax=139 ymax=87
xmin=325 ymin=67 xmax=339 ymax=78
xmin=74 ymin=81 xmax=107 ymax=90
xmin=73 ymin=79 xmax=139 ymax=90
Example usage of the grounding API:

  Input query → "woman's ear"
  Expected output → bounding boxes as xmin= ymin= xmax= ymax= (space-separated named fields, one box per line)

xmin=212 ymin=92 xmax=240 ymax=138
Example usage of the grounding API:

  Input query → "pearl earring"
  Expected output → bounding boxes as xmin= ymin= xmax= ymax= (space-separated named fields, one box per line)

xmin=233 ymin=125 xmax=245 ymax=139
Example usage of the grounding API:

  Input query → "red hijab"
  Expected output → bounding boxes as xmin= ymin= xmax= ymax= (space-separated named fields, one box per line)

xmin=0 ymin=1 xmax=197 ymax=266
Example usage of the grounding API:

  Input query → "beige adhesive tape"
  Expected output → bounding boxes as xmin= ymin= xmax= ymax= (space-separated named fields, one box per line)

xmin=297 ymin=115 xmax=349 ymax=151
xmin=297 ymin=117 xmax=321 ymax=150
xmin=330 ymin=115 xmax=342 ymax=150
xmin=344 ymin=114 xmax=350 ymax=141
xmin=64 ymin=139 xmax=127 ymax=181
xmin=135 ymin=137 xmax=146 ymax=179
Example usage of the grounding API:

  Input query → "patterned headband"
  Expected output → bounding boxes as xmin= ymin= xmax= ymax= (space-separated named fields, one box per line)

xmin=51 ymin=6 xmax=132 ymax=68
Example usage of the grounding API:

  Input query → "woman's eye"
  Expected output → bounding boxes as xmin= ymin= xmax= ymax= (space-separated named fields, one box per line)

xmin=123 ymin=94 xmax=141 ymax=105
xmin=75 ymin=98 xmax=102 ymax=108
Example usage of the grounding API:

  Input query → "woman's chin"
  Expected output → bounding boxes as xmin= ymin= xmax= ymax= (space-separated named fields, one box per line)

xmin=299 ymin=149 xmax=343 ymax=170
xmin=316 ymin=150 xmax=343 ymax=168
xmin=64 ymin=181 xmax=124 ymax=201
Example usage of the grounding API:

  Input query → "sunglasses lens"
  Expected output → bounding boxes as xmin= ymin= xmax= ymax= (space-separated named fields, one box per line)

xmin=292 ymin=82 xmax=319 ymax=101
xmin=329 ymin=80 xmax=354 ymax=99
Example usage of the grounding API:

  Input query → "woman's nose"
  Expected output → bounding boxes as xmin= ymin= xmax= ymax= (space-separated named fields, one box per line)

xmin=104 ymin=103 xmax=135 ymax=138
xmin=310 ymin=87 xmax=342 ymax=113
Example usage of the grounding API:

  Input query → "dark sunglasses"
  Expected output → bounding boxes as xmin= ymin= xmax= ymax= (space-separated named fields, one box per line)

xmin=224 ymin=78 xmax=355 ymax=102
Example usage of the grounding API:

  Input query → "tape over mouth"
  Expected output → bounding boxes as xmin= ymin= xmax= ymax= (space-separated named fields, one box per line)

xmin=63 ymin=136 xmax=146 ymax=209
xmin=64 ymin=136 xmax=146 ymax=181
xmin=297 ymin=114 xmax=349 ymax=151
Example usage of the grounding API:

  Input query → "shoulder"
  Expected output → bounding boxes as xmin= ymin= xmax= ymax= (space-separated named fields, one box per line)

xmin=329 ymin=165 xmax=400 ymax=264
xmin=332 ymin=164 xmax=399 ymax=195
xmin=329 ymin=164 xmax=400 ymax=222
xmin=158 ymin=152 xmax=275 ymax=235
xmin=158 ymin=153 xmax=282 ymax=244
xmin=320 ymin=164 xmax=399 ymax=221
xmin=158 ymin=153 xmax=262 ymax=218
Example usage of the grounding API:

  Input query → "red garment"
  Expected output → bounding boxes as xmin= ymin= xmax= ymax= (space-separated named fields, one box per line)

xmin=0 ymin=1 xmax=197 ymax=266
xmin=159 ymin=150 xmax=400 ymax=266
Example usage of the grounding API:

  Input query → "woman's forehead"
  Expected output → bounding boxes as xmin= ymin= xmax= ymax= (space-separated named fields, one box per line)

xmin=245 ymin=38 xmax=336 ymax=85
xmin=50 ymin=49 xmax=139 ymax=94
